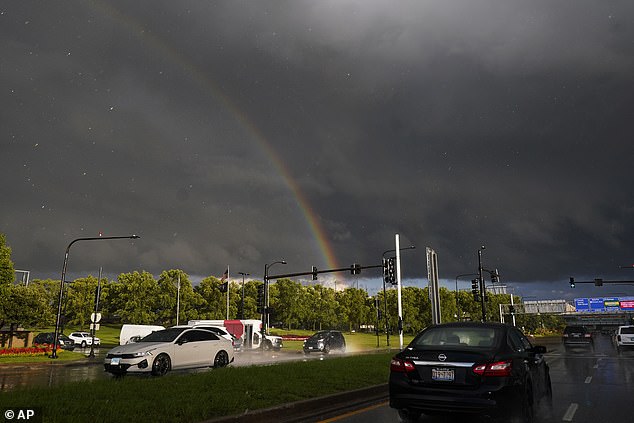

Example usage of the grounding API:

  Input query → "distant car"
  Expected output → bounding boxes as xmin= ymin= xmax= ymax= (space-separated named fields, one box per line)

xmin=104 ymin=327 xmax=234 ymax=376
xmin=68 ymin=331 xmax=101 ymax=348
xmin=562 ymin=326 xmax=593 ymax=351
xmin=615 ymin=325 xmax=634 ymax=354
xmin=33 ymin=332 xmax=75 ymax=350
xmin=303 ymin=330 xmax=346 ymax=354
xmin=389 ymin=322 xmax=552 ymax=422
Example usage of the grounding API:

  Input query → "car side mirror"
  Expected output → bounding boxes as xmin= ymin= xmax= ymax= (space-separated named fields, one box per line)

xmin=177 ymin=338 xmax=189 ymax=345
xmin=531 ymin=345 xmax=547 ymax=354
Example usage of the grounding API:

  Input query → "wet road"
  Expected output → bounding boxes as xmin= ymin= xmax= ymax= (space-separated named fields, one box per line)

xmin=328 ymin=334 xmax=634 ymax=423
xmin=0 ymin=346 xmax=343 ymax=392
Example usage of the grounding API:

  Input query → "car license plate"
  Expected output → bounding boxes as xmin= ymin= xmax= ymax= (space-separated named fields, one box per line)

xmin=111 ymin=357 xmax=120 ymax=365
xmin=432 ymin=368 xmax=454 ymax=381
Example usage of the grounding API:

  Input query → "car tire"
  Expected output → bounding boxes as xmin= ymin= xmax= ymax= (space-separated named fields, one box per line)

xmin=323 ymin=344 xmax=330 ymax=354
xmin=263 ymin=340 xmax=272 ymax=351
xmin=214 ymin=350 xmax=229 ymax=368
xmin=397 ymin=409 xmax=421 ymax=422
xmin=151 ymin=353 xmax=171 ymax=376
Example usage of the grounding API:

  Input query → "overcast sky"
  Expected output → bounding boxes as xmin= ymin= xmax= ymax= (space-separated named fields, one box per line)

xmin=2 ymin=1 xmax=633 ymax=300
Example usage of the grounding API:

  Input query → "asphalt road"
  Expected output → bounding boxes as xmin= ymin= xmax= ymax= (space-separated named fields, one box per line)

xmin=321 ymin=334 xmax=634 ymax=423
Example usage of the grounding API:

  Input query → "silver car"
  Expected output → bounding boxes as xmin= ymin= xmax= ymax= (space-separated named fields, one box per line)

xmin=104 ymin=327 xmax=234 ymax=376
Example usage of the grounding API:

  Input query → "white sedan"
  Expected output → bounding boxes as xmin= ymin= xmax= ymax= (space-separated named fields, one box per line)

xmin=104 ymin=327 xmax=234 ymax=376
xmin=68 ymin=331 xmax=100 ymax=348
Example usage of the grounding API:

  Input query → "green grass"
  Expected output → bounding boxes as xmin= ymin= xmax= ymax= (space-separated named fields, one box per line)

xmin=0 ymin=352 xmax=394 ymax=423
xmin=0 ymin=349 xmax=85 ymax=363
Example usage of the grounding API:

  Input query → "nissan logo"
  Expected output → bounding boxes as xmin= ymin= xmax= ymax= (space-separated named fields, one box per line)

xmin=438 ymin=354 xmax=447 ymax=362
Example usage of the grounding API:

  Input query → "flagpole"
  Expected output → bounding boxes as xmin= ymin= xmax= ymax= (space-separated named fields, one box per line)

xmin=226 ymin=265 xmax=230 ymax=320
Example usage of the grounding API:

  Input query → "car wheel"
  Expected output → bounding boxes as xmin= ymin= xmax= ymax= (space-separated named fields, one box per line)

xmin=151 ymin=353 xmax=171 ymax=376
xmin=397 ymin=409 xmax=421 ymax=422
xmin=323 ymin=344 xmax=330 ymax=354
xmin=214 ymin=350 xmax=229 ymax=368
xmin=81 ymin=341 xmax=87 ymax=348
xmin=263 ymin=340 xmax=272 ymax=351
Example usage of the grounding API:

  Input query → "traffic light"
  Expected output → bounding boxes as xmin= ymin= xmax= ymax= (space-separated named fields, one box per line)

xmin=509 ymin=305 xmax=515 ymax=314
xmin=491 ymin=269 xmax=499 ymax=284
xmin=569 ymin=277 xmax=575 ymax=288
xmin=384 ymin=258 xmax=396 ymax=284
xmin=350 ymin=263 xmax=361 ymax=275
xmin=471 ymin=279 xmax=481 ymax=302
xmin=256 ymin=284 xmax=265 ymax=313
xmin=594 ymin=278 xmax=603 ymax=287
xmin=312 ymin=266 xmax=318 ymax=280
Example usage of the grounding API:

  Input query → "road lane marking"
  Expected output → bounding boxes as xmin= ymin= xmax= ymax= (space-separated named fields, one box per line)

xmin=584 ymin=376 xmax=592 ymax=384
xmin=563 ymin=403 xmax=579 ymax=422
xmin=317 ymin=400 xmax=388 ymax=423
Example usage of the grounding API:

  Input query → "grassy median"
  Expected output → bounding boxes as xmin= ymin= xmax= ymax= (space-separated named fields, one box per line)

xmin=0 ymin=351 xmax=394 ymax=423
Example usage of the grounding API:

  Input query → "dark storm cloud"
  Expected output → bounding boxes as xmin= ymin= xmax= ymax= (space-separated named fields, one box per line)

xmin=2 ymin=1 xmax=633 ymax=296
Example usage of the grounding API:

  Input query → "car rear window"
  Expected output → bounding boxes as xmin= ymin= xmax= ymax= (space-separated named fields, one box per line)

xmin=564 ymin=326 xmax=586 ymax=334
xmin=412 ymin=326 xmax=500 ymax=348
xmin=620 ymin=327 xmax=634 ymax=334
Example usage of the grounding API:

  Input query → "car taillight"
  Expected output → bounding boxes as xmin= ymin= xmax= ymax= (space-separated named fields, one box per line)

xmin=584 ymin=334 xmax=591 ymax=338
xmin=472 ymin=360 xmax=512 ymax=377
xmin=390 ymin=358 xmax=416 ymax=373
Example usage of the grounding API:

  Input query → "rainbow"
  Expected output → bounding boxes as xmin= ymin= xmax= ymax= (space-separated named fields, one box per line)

xmin=88 ymin=1 xmax=339 ymax=270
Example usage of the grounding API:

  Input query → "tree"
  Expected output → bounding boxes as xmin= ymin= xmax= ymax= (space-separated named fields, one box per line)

xmin=270 ymin=279 xmax=303 ymax=330
xmin=64 ymin=275 xmax=104 ymax=329
xmin=194 ymin=276 xmax=227 ymax=319
xmin=156 ymin=269 xmax=203 ymax=326
xmin=0 ymin=284 xmax=50 ymax=346
xmin=106 ymin=271 xmax=160 ymax=324
xmin=0 ymin=233 xmax=15 ymax=287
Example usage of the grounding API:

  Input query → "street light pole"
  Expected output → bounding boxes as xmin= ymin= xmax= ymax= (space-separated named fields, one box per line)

xmin=238 ymin=272 xmax=250 ymax=319
xmin=88 ymin=266 xmax=102 ymax=358
xmin=455 ymin=273 xmax=478 ymax=321
xmin=263 ymin=260 xmax=286 ymax=336
xmin=478 ymin=246 xmax=486 ymax=322
xmin=382 ymin=244 xmax=415 ymax=350
xmin=50 ymin=235 xmax=140 ymax=359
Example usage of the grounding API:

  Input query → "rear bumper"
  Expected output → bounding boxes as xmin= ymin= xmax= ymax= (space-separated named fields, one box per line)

xmin=389 ymin=377 xmax=517 ymax=415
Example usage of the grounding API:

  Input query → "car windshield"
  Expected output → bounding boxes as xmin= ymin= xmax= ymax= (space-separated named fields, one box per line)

xmin=621 ymin=327 xmax=634 ymax=334
xmin=309 ymin=332 xmax=329 ymax=340
xmin=411 ymin=326 xmax=500 ymax=348
xmin=138 ymin=327 xmax=186 ymax=343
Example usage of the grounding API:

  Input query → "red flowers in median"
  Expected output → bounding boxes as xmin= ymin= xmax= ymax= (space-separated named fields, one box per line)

xmin=0 ymin=344 xmax=59 ymax=357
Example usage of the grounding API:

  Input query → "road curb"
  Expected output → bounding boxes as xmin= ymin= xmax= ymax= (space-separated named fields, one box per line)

xmin=204 ymin=383 xmax=389 ymax=423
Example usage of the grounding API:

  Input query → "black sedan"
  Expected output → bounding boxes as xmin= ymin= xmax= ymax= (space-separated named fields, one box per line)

xmin=389 ymin=322 xmax=552 ymax=422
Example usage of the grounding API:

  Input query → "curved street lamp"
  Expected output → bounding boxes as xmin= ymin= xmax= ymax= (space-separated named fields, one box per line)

xmin=50 ymin=235 xmax=140 ymax=358
xmin=263 ymin=260 xmax=286 ymax=335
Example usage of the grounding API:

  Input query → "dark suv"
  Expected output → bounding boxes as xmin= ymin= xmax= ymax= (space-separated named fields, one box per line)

xmin=562 ymin=326 xmax=594 ymax=351
xmin=303 ymin=330 xmax=346 ymax=354
xmin=33 ymin=332 xmax=76 ymax=350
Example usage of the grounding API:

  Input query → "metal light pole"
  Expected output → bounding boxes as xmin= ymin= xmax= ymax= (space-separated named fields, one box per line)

xmin=238 ymin=272 xmax=250 ymax=319
xmin=478 ymin=246 xmax=486 ymax=322
xmin=263 ymin=260 xmax=286 ymax=336
xmin=382 ymin=244 xmax=415 ymax=349
xmin=176 ymin=273 xmax=181 ymax=326
xmin=50 ymin=234 xmax=140 ymax=359
xmin=88 ymin=266 xmax=102 ymax=358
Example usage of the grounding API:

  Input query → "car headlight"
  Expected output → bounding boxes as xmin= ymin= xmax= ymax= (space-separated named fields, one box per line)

xmin=132 ymin=350 xmax=154 ymax=357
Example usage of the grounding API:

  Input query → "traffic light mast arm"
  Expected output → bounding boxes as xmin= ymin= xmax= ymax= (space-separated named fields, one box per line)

xmin=266 ymin=264 xmax=383 ymax=280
